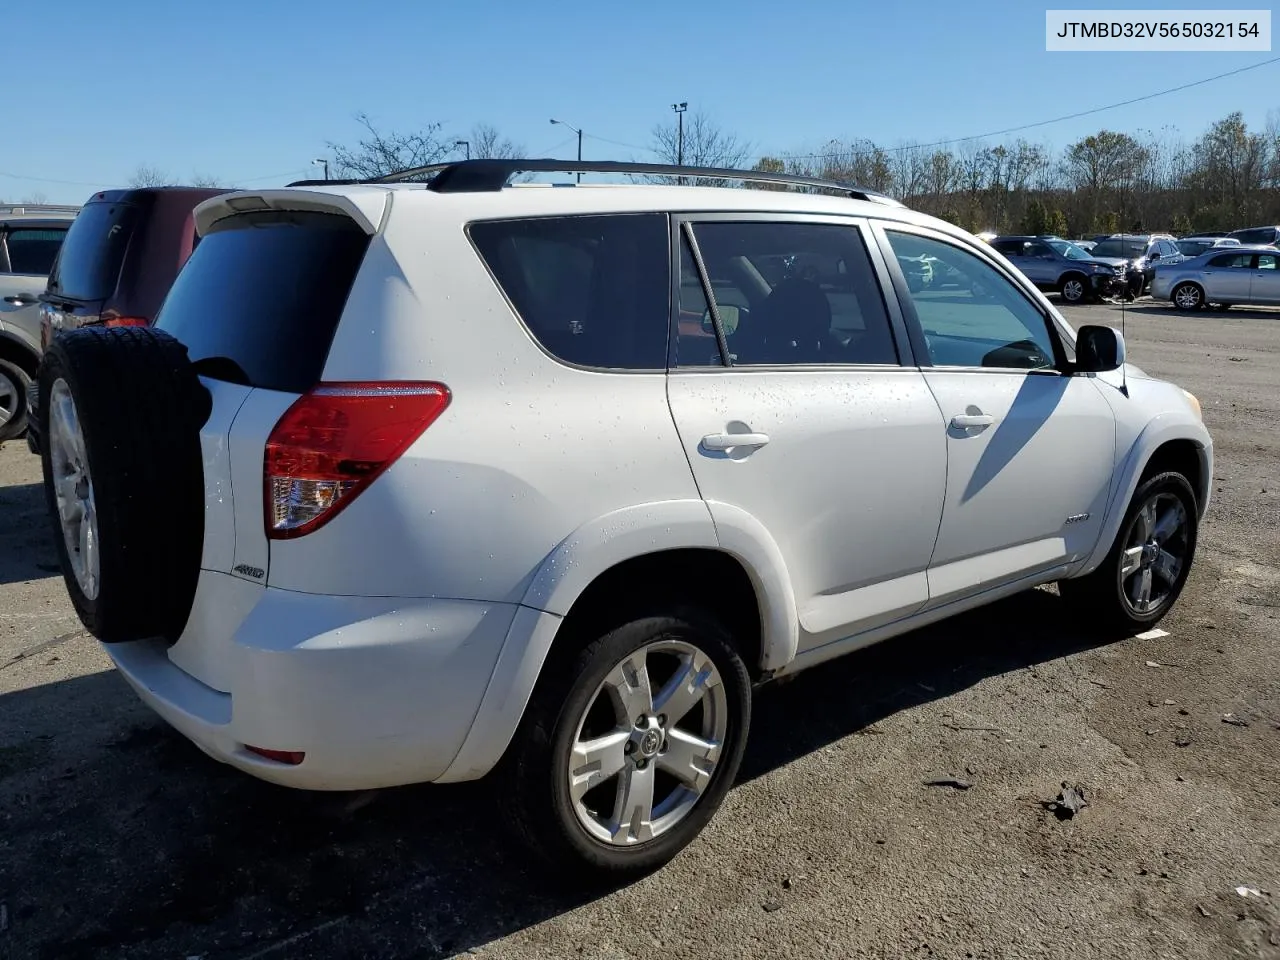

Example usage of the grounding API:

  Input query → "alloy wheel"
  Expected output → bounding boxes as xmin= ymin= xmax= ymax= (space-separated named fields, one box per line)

xmin=47 ymin=378 xmax=99 ymax=600
xmin=1117 ymin=491 xmax=1188 ymax=616
xmin=567 ymin=639 xmax=729 ymax=846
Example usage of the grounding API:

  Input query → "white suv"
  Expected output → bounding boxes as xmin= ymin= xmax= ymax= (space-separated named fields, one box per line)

xmin=37 ymin=160 xmax=1212 ymax=878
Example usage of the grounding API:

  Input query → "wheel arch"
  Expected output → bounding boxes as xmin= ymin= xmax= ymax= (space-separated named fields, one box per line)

xmin=1075 ymin=420 xmax=1212 ymax=578
xmin=436 ymin=500 xmax=798 ymax=783
xmin=0 ymin=331 xmax=39 ymax=378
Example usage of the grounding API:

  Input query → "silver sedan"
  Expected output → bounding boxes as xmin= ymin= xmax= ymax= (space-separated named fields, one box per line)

xmin=1151 ymin=244 xmax=1280 ymax=310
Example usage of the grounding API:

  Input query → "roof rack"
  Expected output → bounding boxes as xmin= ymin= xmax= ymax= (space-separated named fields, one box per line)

xmin=0 ymin=203 xmax=81 ymax=215
xmin=289 ymin=159 xmax=903 ymax=205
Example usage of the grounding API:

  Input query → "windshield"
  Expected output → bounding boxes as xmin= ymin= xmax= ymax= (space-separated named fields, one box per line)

xmin=1047 ymin=239 xmax=1092 ymax=261
xmin=1092 ymin=239 xmax=1146 ymax=259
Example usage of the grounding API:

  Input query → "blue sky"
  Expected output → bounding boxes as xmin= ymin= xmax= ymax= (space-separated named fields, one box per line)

xmin=5 ymin=0 xmax=1277 ymax=203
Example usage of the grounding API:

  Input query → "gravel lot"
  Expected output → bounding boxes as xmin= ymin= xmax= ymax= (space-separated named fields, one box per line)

xmin=1 ymin=300 xmax=1277 ymax=960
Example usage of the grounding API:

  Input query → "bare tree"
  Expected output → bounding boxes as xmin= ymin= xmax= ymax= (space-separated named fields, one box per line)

xmin=191 ymin=173 xmax=224 ymax=188
xmin=648 ymin=110 xmax=749 ymax=184
xmin=328 ymin=112 xmax=453 ymax=180
xmin=129 ymin=165 xmax=171 ymax=188
xmin=469 ymin=123 xmax=523 ymax=160
xmin=20 ymin=192 xmax=49 ymax=205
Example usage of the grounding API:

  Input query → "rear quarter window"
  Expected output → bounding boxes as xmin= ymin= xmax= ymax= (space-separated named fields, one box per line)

xmin=154 ymin=209 xmax=371 ymax=393
xmin=48 ymin=201 xmax=139 ymax=300
xmin=468 ymin=213 xmax=671 ymax=369
xmin=5 ymin=227 xmax=68 ymax=275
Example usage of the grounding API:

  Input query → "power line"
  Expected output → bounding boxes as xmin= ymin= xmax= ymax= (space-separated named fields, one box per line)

xmin=761 ymin=54 xmax=1280 ymax=162
xmin=533 ymin=135 xmax=580 ymax=157
xmin=0 ymin=169 xmax=111 ymax=188
xmin=584 ymin=133 xmax=658 ymax=155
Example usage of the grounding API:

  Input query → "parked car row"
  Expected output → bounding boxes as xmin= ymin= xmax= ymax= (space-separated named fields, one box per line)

xmin=978 ymin=225 xmax=1280 ymax=308
xmin=0 ymin=207 xmax=78 ymax=442
xmin=0 ymin=187 xmax=227 ymax=447
xmin=30 ymin=158 xmax=1213 ymax=879
xmin=1152 ymin=245 xmax=1280 ymax=310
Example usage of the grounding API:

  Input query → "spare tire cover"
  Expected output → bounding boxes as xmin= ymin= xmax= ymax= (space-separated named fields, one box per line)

xmin=38 ymin=326 xmax=208 ymax=644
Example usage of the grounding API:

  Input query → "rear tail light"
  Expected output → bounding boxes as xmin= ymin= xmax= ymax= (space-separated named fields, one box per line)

xmin=104 ymin=316 xmax=149 ymax=328
xmin=264 ymin=382 xmax=450 ymax=539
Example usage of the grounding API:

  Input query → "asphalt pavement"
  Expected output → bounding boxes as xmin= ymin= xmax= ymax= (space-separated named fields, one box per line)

xmin=0 ymin=299 xmax=1276 ymax=960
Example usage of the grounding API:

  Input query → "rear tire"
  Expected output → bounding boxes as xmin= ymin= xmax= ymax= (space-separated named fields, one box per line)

xmin=504 ymin=606 xmax=752 ymax=882
xmin=38 ymin=327 xmax=208 ymax=643
xmin=0 ymin=358 xmax=31 ymax=443
xmin=1059 ymin=471 xmax=1198 ymax=634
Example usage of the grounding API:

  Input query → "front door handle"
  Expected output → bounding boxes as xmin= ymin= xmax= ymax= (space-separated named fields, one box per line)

xmin=3 ymin=294 xmax=37 ymax=306
xmin=950 ymin=413 xmax=995 ymax=429
xmin=702 ymin=432 xmax=770 ymax=452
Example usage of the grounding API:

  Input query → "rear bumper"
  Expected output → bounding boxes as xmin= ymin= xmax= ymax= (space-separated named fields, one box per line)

xmin=107 ymin=573 xmax=523 ymax=790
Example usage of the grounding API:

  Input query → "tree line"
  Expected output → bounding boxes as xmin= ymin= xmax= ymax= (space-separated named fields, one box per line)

xmin=118 ymin=108 xmax=1278 ymax=239
xmin=748 ymin=111 xmax=1280 ymax=237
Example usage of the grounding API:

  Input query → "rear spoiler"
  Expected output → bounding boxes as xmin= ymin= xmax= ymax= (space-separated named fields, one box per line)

xmin=192 ymin=189 xmax=388 ymax=237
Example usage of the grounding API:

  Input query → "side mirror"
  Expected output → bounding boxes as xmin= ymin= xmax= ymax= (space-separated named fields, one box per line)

xmin=1075 ymin=324 xmax=1125 ymax=373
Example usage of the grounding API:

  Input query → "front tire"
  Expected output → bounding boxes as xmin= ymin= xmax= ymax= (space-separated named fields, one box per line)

xmin=1172 ymin=282 xmax=1204 ymax=311
xmin=0 ymin=358 xmax=31 ymax=443
xmin=1059 ymin=274 xmax=1087 ymax=304
xmin=505 ymin=607 xmax=752 ymax=880
xmin=1059 ymin=471 xmax=1198 ymax=633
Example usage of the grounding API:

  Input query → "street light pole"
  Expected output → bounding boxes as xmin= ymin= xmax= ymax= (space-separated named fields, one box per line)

xmin=455 ymin=140 xmax=470 ymax=160
xmin=672 ymin=102 xmax=687 ymax=184
xmin=550 ymin=119 xmax=583 ymax=183
xmin=312 ymin=158 xmax=329 ymax=180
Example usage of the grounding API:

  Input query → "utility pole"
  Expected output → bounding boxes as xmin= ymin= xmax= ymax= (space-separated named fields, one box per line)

xmin=672 ymin=102 xmax=687 ymax=184
xmin=455 ymin=140 xmax=470 ymax=160
xmin=550 ymin=119 xmax=583 ymax=183
xmin=312 ymin=158 xmax=329 ymax=180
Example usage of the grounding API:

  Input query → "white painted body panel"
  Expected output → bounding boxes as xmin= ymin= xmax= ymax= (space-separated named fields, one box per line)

xmin=101 ymin=182 xmax=1213 ymax=791
xmin=919 ymin=369 xmax=1117 ymax=603
xmin=665 ymin=367 xmax=947 ymax=650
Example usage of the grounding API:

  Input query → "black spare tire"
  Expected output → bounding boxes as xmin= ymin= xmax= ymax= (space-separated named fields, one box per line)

xmin=38 ymin=327 xmax=208 ymax=644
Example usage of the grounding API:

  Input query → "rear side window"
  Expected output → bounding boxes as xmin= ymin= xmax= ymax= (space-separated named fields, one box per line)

xmin=5 ymin=227 xmax=68 ymax=275
xmin=48 ymin=202 xmax=139 ymax=300
xmin=469 ymin=214 xmax=670 ymax=369
xmin=155 ymin=210 xmax=370 ymax=393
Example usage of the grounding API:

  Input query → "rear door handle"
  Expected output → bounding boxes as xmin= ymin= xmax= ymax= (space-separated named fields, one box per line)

xmin=702 ymin=432 xmax=770 ymax=451
xmin=3 ymin=294 xmax=37 ymax=305
xmin=950 ymin=413 xmax=995 ymax=429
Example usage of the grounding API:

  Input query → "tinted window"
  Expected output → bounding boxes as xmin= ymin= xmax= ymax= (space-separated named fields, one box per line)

xmin=5 ymin=227 xmax=67 ymax=275
xmin=1177 ymin=240 xmax=1210 ymax=257
xmin=155 ymin=210 xmax=370 ymax=393
xmin=991 ymin=240 xmax=1026 ymax=257
xmin=679 ymin=220 xmax=897 ymax=366
xmin=1229 ymin=227 xmax=1277 ymax=245
xmin=1092 ymin=238 xmax=1146 ymax=259
xmin=885 ymin=230 xmax=1058 ymax=370
xmin=674 ymin=235 xmax=729 ymax=366
xmin=1208 ymin=253 xmax=1251 ymax=269
xmin=48 ymin=201 xmax=139 ymax=301
xmin=469 ymin=214 xmax=669 ymax=369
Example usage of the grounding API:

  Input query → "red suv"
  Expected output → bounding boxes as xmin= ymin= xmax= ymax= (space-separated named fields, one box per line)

xmin=28 ymin=186 xmax=227 ymax=452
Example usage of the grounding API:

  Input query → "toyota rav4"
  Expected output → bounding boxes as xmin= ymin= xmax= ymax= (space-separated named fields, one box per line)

xmin=38 ymin=159 xmax=1212 ymax=879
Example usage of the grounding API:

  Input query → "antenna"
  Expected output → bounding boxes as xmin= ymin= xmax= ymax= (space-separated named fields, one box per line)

xmin=1117 ymin=159 xmax=1129 ymax=397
